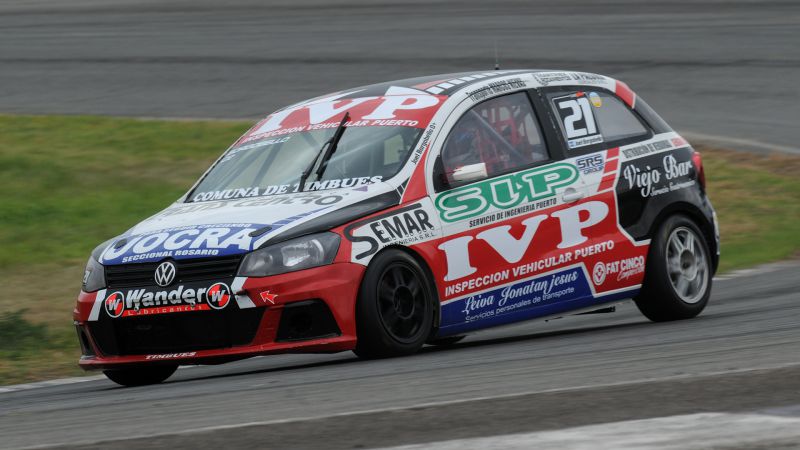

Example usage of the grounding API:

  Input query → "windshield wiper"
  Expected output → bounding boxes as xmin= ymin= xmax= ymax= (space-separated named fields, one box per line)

xmin=298 ymin=112 xmax=350 ymax=192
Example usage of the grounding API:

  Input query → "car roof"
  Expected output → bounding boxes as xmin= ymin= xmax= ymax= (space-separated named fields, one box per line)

xmin=347 ymin=70 xmax=535 ymax=95
xmin=293 ymin=69 xmax=580 ymax=106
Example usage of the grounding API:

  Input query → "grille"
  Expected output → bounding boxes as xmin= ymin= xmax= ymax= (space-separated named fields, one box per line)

xmin=88 ymin=307 xmax=265 ymax=356
xmin=105 ymin=255 xmax=242 ymax=289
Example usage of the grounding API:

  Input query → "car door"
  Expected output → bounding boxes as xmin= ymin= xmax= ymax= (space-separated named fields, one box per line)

xmin=540 ymin=86 xmax=655 ymax=297
xmin=428 ymin=90 xmax=599 ymax=334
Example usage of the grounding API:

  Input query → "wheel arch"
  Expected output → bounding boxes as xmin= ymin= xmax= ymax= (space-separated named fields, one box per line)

xmin=362 ymin=244 xmax=443 ymax=331
xmin=646 ymin=202 xmax=719 ymax=273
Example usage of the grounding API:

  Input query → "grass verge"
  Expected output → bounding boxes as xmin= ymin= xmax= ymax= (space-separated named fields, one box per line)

xmin=1 ymin=115 xmax=798 ymax=385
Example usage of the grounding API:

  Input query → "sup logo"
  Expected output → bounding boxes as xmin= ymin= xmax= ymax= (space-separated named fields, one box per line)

xmin=435 ymin=163 xmax=579 ymax=222
xmin=104 ymin=291 xmax=125 ymax=318
xmin=206 ymin=282 xmax=232 ymax=310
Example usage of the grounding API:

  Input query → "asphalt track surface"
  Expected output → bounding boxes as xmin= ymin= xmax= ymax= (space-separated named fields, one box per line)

xmin=1 ymin=261 xmax=800 ymax=449
xmin=1 ymin=0 xmax=799 ymax=153
xmin=2 ymin=1 xmax=800 ymax=448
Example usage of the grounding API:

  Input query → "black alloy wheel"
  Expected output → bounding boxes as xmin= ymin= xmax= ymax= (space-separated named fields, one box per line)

xmin=354 ymin=249 xmax=435 ymax=358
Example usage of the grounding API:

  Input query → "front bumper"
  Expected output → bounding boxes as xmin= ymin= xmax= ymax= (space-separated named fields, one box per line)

xmin=73 ymin=263 xmax=365 ymax=370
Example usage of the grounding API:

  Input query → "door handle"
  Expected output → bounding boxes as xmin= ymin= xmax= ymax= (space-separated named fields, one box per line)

xmin=561 ymin=188 xmax=585 ymax=203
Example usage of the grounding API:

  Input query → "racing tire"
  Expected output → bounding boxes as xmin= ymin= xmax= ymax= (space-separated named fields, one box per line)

xmin=635 ymin=215 xmax=712 ymax=322
xmin=103 ymin=365 xmax=178 ymax=387
xmin=354 ymin=249 xmax=436 ymax=359
xmin=427 ymin=335 xmax=466 ymax=347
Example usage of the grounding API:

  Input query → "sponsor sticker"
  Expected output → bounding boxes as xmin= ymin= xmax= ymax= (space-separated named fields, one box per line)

xmin=206 ymin=282 xmax=232 ymax=310
xmin=576 ymin=154 xmax=604 ymax=174
xmin=621 ymin=150 xmax=695 ymax=198
xmin=589 ymin=92 xmax=603 ymax=108
xmin=103 ymin=282 xmax=233 ymax=318
xmin=101 ymin=224 xmax=264 ymax=265
xmin=435 ymin=163 xmax=579 ymax=223
xmin=441 ymin=266 xmax=591 ymax=326
xmin=244 ymin=87 xmax=445 ymax=142
xmin=621 ymin=139 xmax=672 ymax=159
xmin=592 ymin=256 xmax=645 ymax=285
xmin=465 ymin=78 xmax=527 ymax=102
xmin=438 ymin=200 xmax=610 ymax=283
xmin=346 ymin=203 xmax=437 ymax=261
xmin=259 ymin=290 xmax=278 ymax=305
xmin=104 ymin=291 xmax=125 ymax=319
xmin=191 ymin=177 xmax=382 ymax=202
xmin=533 ymin=72 xmax=573 ymax=86
xmin=146 ymin=352 xmax=196 ymax=360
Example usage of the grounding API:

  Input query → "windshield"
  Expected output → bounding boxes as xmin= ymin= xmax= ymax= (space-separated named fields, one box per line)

xmin=189 ymin=126 xmax=422 ymax=203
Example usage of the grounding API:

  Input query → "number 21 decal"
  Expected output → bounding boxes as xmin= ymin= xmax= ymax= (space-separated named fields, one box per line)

xmin=554 ymin=93 xmax=604 ymax=149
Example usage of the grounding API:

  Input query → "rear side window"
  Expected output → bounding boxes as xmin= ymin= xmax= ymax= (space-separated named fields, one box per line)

xmin=549 ymin=90 xmax=649 ymax=151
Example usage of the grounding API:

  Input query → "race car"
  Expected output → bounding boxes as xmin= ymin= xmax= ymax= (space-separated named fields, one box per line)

xmin=74 ymin=70 xmax=719 ymax=386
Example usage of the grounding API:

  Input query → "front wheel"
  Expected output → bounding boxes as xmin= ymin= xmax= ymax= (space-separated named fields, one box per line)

xmin=354 ymin=249 xmax=436 ymax=359
xmin=635 ymin=215 xmax=712 ymax=322
xmin=103 ymin=365 xmax=177 ymax=387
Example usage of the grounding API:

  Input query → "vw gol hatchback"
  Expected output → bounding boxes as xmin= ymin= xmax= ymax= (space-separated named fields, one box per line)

xmin=74 ymin=70 xmax=719 ymax=386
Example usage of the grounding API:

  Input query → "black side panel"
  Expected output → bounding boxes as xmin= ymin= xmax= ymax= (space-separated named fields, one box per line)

xmin=617 ymin=147 xmax=698 ymax=232
xmin=616 ymin=146 xmax=717 ymax=266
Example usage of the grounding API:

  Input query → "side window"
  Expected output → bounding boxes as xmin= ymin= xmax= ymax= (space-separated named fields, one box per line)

xmin=440 ymin=92 xmax=548 ymax=187
xmin=550 ymin=90 xmax=649 ymax=151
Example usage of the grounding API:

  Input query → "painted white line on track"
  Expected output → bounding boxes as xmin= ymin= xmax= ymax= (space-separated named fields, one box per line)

xmin=15 ymin=361 xmax=800 ymax=450
xmin=376 ymin=412 xmax=800 ymax=450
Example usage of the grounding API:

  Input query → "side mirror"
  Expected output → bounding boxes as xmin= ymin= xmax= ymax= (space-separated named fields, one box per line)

xmin=450 ymin=162 xmax=488 ymax=184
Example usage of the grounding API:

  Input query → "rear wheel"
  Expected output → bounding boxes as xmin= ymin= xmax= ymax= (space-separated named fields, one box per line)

xmin=103 ymin=365 xmax=177 ymax=387
xmin=354 ymin=250 xmax=435 ymax=359
xmin=635 ymin=215 xmax=712 ymax=322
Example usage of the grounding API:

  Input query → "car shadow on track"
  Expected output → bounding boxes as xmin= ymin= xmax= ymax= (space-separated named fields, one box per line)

xmin=421 ymin=318 xmax=655 ymax=355
xmin=160 ymin=317 xmax=656 ymax=386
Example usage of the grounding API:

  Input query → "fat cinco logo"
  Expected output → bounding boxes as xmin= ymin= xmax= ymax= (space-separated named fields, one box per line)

xmin=103 ymin=282 xmax=233 ymax=318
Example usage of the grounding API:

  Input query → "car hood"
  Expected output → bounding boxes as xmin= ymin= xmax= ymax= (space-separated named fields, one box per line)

xmin=97 ymin=184 xmax=396 ymax=266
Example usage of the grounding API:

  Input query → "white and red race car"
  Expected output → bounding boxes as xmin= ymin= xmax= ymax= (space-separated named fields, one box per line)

xmin=74 ymin=70 xmax=719 ymax=386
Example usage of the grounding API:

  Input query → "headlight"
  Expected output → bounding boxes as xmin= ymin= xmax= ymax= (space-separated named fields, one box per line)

xmin=82 ymin=239 xmax=113 ymax=292
xmin=82 ymin=256 xmax=106 ymax=292
xmin=238 ymin=232 xmax=340 ymax=277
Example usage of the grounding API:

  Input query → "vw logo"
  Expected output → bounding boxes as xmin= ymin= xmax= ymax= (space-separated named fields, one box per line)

xmin=154 ymin=261 xmax=177 ymax=287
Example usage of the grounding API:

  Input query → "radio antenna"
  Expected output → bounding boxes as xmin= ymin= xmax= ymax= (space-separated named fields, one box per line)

xmin=494 ymin=40 xmax=500 ymax=70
